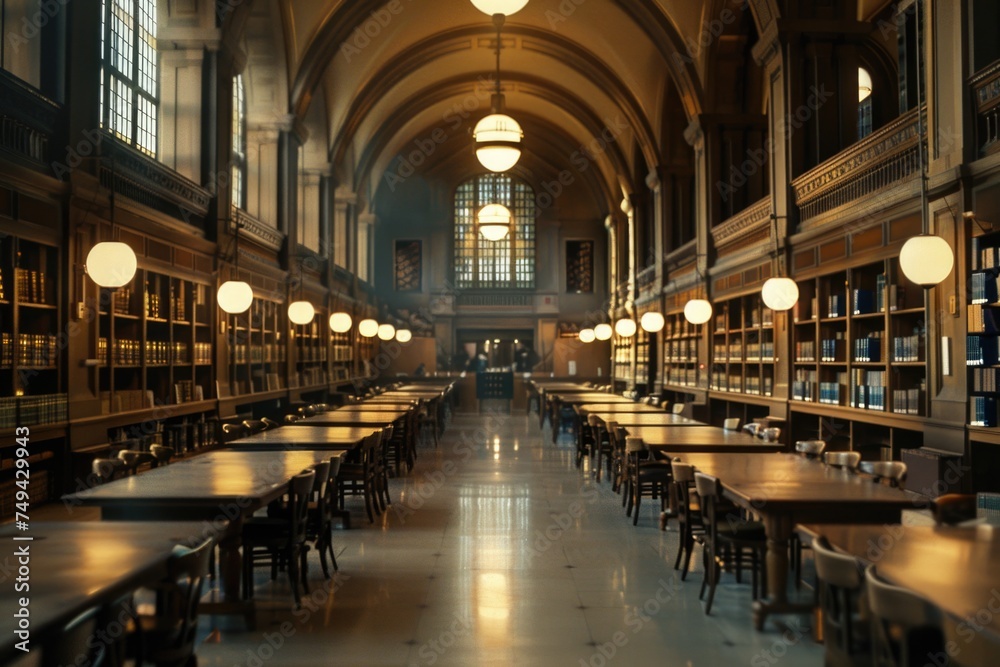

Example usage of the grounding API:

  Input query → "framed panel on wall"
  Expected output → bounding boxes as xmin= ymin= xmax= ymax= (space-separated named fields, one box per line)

xmin=395 ymin=239 xmax=422 ymax=291
xmin=566 ymin=239 xmax=594 ymax=293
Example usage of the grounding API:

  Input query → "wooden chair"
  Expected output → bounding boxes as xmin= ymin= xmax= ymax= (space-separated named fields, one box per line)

xmin=865 ymin=565 xmax=945 ymax=667
xmin=795 ymin=439 xmax=826 ymax=459
xmin=339 ymin=430 xmax=382 ymax=523
xmin=931 ymin=494 xmax=977 ymax=525
xmin=813 ymin=536 xmax=871 ymax=667
xmin=42 ymin=602 xmax=128 ymax=667
xmin=761 ymin=427 xmax=782 ymax=443
xmin=92 ymin=458 xmax=127 ymax=485
xmin=242 ymin=419 xmax=268 ymax=434
xmin=694 ymin=472 xmax=767 ymax=614
xmin=117 ymin=449 xmax=154 ymax=475
xmin=306 ymin=456 xmax=341 ymax=576
xmin=220 ymin=422 xmax=246 ymax=442
xmin=859 ymin=461 xmax=907 ymax=489
xmin=624 ymin=436 xmax=673 ymax=526
xmin=284 ymin=414 xmax=301 ymax=424
xmin=261 ymin=417 xmax=281 ymax=430
xmin=149 ymin=445 xmax=175 ymax=467
xmin=589 ymin=415 xmax=614 ymax=483
xmin=824 ymin=451 xmax=862 ymax=469
xmin=722 ymin=417 xmax=740 ymax=431
xmin=575 ymin=411 xmax=596 ymax=469
xmin=131 ymin=537 xmax=213 ymax=667
xmin=670 ymin=460 xmax=705 ymax=580
xmin=242 ymin=469 xmax=316 ymax=607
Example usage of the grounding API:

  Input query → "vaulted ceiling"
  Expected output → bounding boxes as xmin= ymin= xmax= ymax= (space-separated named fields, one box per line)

xmin=238 ymin=0 xmax=766 ymax=215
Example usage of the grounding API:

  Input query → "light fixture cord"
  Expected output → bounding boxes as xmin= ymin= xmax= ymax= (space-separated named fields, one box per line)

xmin=914 ymin=0 xmax=928 ymax=237
xmin=493 ymin=13 xmax=505 ymax=109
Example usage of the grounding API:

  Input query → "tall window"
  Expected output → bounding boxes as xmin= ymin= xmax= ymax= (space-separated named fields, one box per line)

xmin=454 ymin=174 xmax=535 ymax=289
xmin=232 ymin=74 xmax=247 ymax=208
xmin=100 ymin=0 xmax=158 ymax=157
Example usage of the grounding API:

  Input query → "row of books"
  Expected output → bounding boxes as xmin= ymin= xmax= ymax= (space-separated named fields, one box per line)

xmin=971 ymin=367 xmax=1000 ymax=393
xmin=666 ymin=367 xmax=698 ymax=387
xmin=971 ymin=272 xmax=999 ymax=305
xmin=968 ymin=304 xmax=1000 ymax=332
xmin=173 ymin=381 xmax=205 ymax=404
xmin=973 ymin=236 xmax=1000 ymax=270
xmin=14 ymin=268 xmax=48 ymax=304
xmin=710 ymin=372 xmax=744 ymax=392
xmin=16 ymin=334 xmax=58 ymax=367
xmin=828 ymin=294 xmax=848 ymax=318
xmin=0 ymin=393 xmax=68 ymax=428
xmin=967 ymin=335 xmax=999 ymax=367
xmin=331 ymin=345 xmax=354 ymax=362
xmin=232 ymin=344 xmax=289 ymax=364
xmin=745 ymin=342 xmax=776 ymax=362
xmin=970 ymin=396 xmax=998 ymax=427
xmin=170 ymin=284 xmax=187 ymax=321
xmin=298 ymin=368 xmax=328 ymax=387
xmin=744 ymin=375 xmax=773 ymax=396
xmin=851 ymin=385 xmax=887 ymax=411
xmin=795 ymin=341 xmax=816 ymax=362
xmin=663 ymin=320 xmax=699 ymax=338
xmin=821 ymin=338 xmax=847 ymax=362
xmin=144 ymin=284 xmax=163 ymax=319
xmin=892 ymin=334 xmax=923 ymax=362
xmin=854 ymin=335 xmax=883 ymax=363
xmin=892 ymin=388 xmax=924 ymax=415
xmin=748 ymin=308 xmax=774 ymax=328
xmin=665 ymin=339 xmax=697 ymax=362
xmin=113 ymin=287 xmax=132 ymax=315
xmin=100 ymin=390 xmax=155 ymax=414
xmin=101 ymin=338 xmax=141 ymax=366
xmin=820 ymin=380 xmax=847 ymax=405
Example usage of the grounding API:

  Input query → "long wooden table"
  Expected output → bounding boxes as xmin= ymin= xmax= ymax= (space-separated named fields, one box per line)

xmin=577 ymin=402 xmax=666 ymax=414
xmin=674 ymin=452 xmax=914 ymax=630
xmin=591 ymin=412 xmax=705 ymax=427
xmin=630 ymin=425 xmax=782 ymax=453
xmin=227 ymin=425 xmax=373 ymax=450
xmin=62 ymin=450 xmax=341 ymax=612
xmin=0 ymin=521 xmax=207 ymax=664
xmin=805 ymin=524 xmax=1000 ymax=658
xmin=295 ymin=410 xmax=409 ymax=426
xmin=336 ymin=402 xmax=416 ymax=411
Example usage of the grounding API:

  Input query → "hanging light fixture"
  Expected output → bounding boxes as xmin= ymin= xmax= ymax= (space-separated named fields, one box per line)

xmin=470 ymin=0 xmax=529 ymax=16
xmin=288 ymin=256 xmax=315 ymax=325
xmin=358 ymin=318 xmax=379 ymax=337
xmin=329 ymin=292 xmax=353 ymax=333
xmin=594 ymin=323 xmax=613 ymax=340
xmin=578 ymin=328 xmax=595 ymax=343
xmin=396 ymin=328 xmax=412 ymax=343
xmin=86 ymin=157 xmax=138 ymax=288
xmin=759 ymin=215 xmax=799 ymax=312
xmin=640 ymin=312 xmax=665 ymax=333
xmin=858 ymin=67 xmax=873 ymax=102
xmin=478 ymin=175 xmax=512 ymax=240
xmin=377 ymin=323 xmax=396 ymax=341
xmin=898 ymin=10 xmax=954 ymax=289
xmin=473 ymin=13 xmax=523 ymax=172
xmin=684 ymin=299 xmax=713 ymax=325
xmin=614 ymin=318 xmax=637 ymax=337
xmin=218 ymin=219 xmax=254 ymax=314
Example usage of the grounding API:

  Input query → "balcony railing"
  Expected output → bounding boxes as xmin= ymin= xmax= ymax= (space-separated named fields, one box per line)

xmin=232 ymin=206 xmax=285 ymax=252
xmin=0 ymin=70 xmax=60 ymax=169
xmin=456 ymin=293 xmax=533 ymax=308
xmin=791 ymin=106 xmax=924 ymax=226
xmin=636 ymin=265 xmax=657 ymax=299
xmin=972 ymin=59 xmax=1000 ymax=157
xmin=711 ymin=197 xmax=772 ymax=264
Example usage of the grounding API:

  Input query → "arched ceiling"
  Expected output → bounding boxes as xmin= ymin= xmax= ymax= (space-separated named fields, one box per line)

xmin=258 ymin=0 xmax=747 ymax=212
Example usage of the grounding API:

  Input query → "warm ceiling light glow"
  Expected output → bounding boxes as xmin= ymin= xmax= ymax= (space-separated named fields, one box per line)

xmin=395 ymin=328 xmax=412 ymax=343
xmin=761 ymin=277 xmax=800 ymax=311
xmin=899 ymin=235 xmax=954 ymax=286
xmin=858 ymin=67 xmax=873 ymax=102
xmin=614 ymin=318 xmax=637 ymax=337
xmin=684 ymin=299 xmax=714 ymax=325
xmin=85 ymin=242 xmax=137 ymax=288
xmin=217 ymin=280 xmax=253 ymax=314
xmin=377 ymin=323 xmax=396 ymax=341
xmin=640 ymin=312 xmax=665 ymax=333
xmin=474 ymin=114 xmax=523 ymax=172
xmin=329 ymin=312 xmax=353 ymax=333
xmin=470 ymin=0 xmax=529 ymax=15
xmin=358 ymin=318 xmax=379 ymax=337
xmin=478 ymin=203 xmax=511 ymax=240
xmin=594 ymin=323 xmax=612 ymax=340
xmin=578 ymin=328 xmax=596 ymax=343
xmin=288 ymin=300 xmax=315 ymax=325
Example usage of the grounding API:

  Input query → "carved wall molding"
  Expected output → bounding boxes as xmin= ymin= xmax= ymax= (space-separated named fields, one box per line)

xmin=232 ymin=206 xmax=285 ymax=252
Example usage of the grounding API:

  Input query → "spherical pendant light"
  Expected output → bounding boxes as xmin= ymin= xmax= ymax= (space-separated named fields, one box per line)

xmin=858 ymin=67 xmax=873 ymax=102
xmin=578 ymin=328 xmax=595 ymax=343
xmin=899 ymin=235 xmax=954 ymax=287
xmin=684 ymin=299 xmax=714 ymax=325
xmin=478 ymin=204 xmax=511 ymax=240
xmin=395 ymin=329 xmax=412 ymax=343
xmin=377 ymin=323 xmax=396 ymax=341
xmin=86 ymin=242 xmax=137 ymax=288
xmin=329 ymin=312 xmax=353 ymax=333
xmin=614 ymin=318 xmax=637 ymax=338
xmin=640 ymin=312 xmax=665 ymax=333
xmin=471 ymin=0 xmax=529 ymax=16
xmin=217 ymin=280 xmax=254 ymax=314
xmin=474 ymin=114 xmax=523 ymax=172
xmin=594 ymin=323 xmax=613 ymax=341
xmin=760 ymin=277 xmax=800 ymax=311
xmin=288 ymin=300 xmax=315 ymax=325
xmin=358 ymin=318 xmax=379 ymax=338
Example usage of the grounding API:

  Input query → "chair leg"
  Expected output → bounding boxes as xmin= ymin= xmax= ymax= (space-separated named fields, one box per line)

xmin=632 ymin=487 xmax=641 ymax=525
xmin=327 ymin=529 xmax=338 ymax=571
xmin=681 ymin=535 xmax=695 ymax=581
xmin=704 ymin=551 xmax=719 ymax=615
xmin=288 ymin=549 xmax=301 ymax=608
xmin=300 ymin=547 xmax=310 ymax=595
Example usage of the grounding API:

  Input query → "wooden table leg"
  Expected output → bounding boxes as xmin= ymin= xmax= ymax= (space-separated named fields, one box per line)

xmin=217 ymin=517 xmax=244 ymax=602
xmin=752 ymin=513 xmax=812 ymax=631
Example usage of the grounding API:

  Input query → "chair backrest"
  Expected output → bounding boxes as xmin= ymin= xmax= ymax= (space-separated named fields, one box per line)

xmin=672 ymin=403 xmax=686 ymax=415
xmin=859 ymin=461 xmax=907 ymax=489
xmin=42 ymin=605 xmax=108 ymax=667
xmin=722 ymin=417 xmax=740 ymax=431
xmin=220 ymin=423 xmax=246 ymax=441
xmin=931 ymin=493 xmax=977 ymax=525
xmin=145 ymin=537 xmax=214 ymax=666
xmin=150 ymin=445 xmax=174 ymax=465
xmin=311 ymin=460 xmax=331 ymax=499
xmin=289 ymin=469 xmax=317 ymax=544
xmin=762 ymin=427 xmax=782 ymax=443
xmin=693 ymin=472 xmax=728 ymax=540
xmin=625 ymin=436 xmax=645 ymax=454
xmin=92 ymin=458 xmax=123 ymax=485
xmin=242 ymin=419 xmax=266 ymax=434
xmin=743 ymin=422 xmax=760 ymax=437
xmin=795 ymin=439 xmax=827 ymax=457
xmin=812 ymin=536 xmax=867 ymax=662
xmin=865 ymin=565 xmax=944 ymax=666
xmin=823 ymin=450 xmax=861 ymax=469
xmin=260 ymin=417 xmax=281 ymax=430
xmin=284 ymin=414 xmax=301 ymax=424
xmin=587 ymin=413 xmax=600 ymax=427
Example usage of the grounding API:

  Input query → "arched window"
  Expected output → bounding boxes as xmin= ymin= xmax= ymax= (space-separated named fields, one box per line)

xmin=231 ymin=74 xmax=247 ymax=208
xmin=100 ymin=0 xmax=158 ymax=157
xmin=454 ymin=174 xmax=535 ymax=289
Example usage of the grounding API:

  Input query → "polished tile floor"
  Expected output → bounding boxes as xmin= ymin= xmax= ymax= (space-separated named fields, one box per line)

xmin=189 ymin=409 xmax=824 ymax=666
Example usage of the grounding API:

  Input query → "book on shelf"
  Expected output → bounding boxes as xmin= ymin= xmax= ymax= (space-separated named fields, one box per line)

xmin=792 ymin=369 xmax=817 ymax=401
xmin=14 ymin=268 xmax=47 ymax=304
xmin=967 ymin=335 xmax=1000 ymax=367
xmin=793 ymin=297 xmax=814 ymax=322
xmin=971 ymin=272 xmax=1000 ymax=305
xmin=819 ymin=375 xmax=848 ymax=405
xmin=892 ymin=334 xmax=924 ymax=362
xmin=968 ymin=304 xmax=1000 ymax=333
xmin=795 ymin=340 xmax=816 ymax=362
xmin=0 ymin=393 xmax=67 ymax=427
xmin=821 ymin=337 xmax=847 ymax=362
xmin=970 ymin=395 xmax=998 ymax=427
xmin=971 ymin=367 xmax=1000 ymax=392
xmin=853 ymin=289 xmax=876 ymax=315
xmin=849 ymin=369 xmax=887 ymax=410
xmin=892 ymin=388 xmax=924 ymax=416
xmin=853 ymin=335 xmax=883 ymax=363
xmin=827 ymin=294 xmax=847 ymax=318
